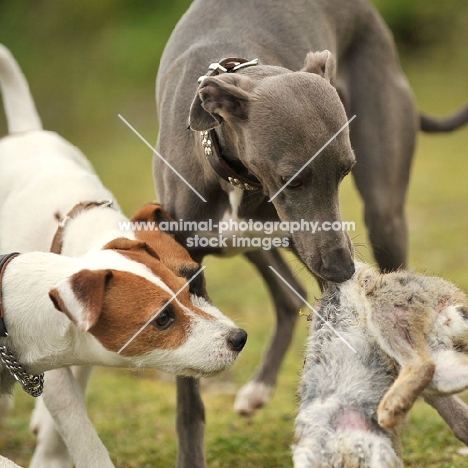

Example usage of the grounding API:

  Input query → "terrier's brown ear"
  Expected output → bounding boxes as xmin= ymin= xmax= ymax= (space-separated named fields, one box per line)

xmin=49 ymin=269 xmax=113 ymax=332
xmin=102 ymin=237 xmax=160 ymax=260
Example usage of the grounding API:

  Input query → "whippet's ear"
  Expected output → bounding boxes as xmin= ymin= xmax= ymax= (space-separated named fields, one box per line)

xmin=49 ymin=269 xmax=113 ymax=332
xmin=188 ymin=74 xmax=254 ymax=131
xmin=302 ymin=50 xmax=336 ymax=86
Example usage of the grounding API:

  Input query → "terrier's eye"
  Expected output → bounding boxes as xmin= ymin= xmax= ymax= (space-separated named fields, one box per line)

xmin=153 ymin=305 xmax=175 ymax=330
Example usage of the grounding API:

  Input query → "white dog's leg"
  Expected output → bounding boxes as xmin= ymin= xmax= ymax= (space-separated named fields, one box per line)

xmin=30 ymin=368 xmax=113 ymax=468
xmin=30 ymin=365 xmax=95 ymax=466
xmin=29 ymin=409 xmax=72 ymax=468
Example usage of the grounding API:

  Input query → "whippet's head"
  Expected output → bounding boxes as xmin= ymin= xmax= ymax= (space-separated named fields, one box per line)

xmin=189 ymin=51 xmax=355 ymax=283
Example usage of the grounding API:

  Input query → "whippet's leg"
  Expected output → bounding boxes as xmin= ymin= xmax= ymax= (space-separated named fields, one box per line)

xmin=176 ymin=376 xmax=206 ymax=468
xmin=234 ymin=249 xmax=305 ymax=415
xmin=342 ymin=18 xmax=418 ymax=272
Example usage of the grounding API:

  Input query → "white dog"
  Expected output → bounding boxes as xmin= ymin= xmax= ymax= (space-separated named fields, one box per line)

xmin=0 ymin=44 xmax=124 ymax=256
xmin=0 ymin=245 xmax=246 ymax=468
xmin=0 ymin=43 xmax=246 ymax=467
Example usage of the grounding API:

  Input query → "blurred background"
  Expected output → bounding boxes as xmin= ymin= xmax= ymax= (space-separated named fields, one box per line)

xmin=0 ymin=0 xmax=467 ymax=466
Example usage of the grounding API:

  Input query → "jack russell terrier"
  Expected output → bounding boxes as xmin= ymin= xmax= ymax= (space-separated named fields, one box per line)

xmin=0 ymin=244 xmax=246 ymax=468
xmin=0 ymin=43 xmax=246 ymax=467
xmin=294 ymin=263 xmax=468 ymax=467
xmin=29 ymin=203 xmax=216 ymax=467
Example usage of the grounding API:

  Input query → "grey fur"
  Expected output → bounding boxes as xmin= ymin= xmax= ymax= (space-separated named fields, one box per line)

xmin=294 ymin=264 xmax=468 ymax=467
xmin=155 ymin=0 xmax=468 ymax=465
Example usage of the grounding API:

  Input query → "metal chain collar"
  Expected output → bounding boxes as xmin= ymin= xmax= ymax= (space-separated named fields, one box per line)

xmin=0 ymin=344 xmax=44 ymax=397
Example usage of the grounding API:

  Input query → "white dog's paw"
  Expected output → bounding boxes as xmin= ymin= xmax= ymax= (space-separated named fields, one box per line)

xmin=234 ymin=381 xmax=273 ymax=415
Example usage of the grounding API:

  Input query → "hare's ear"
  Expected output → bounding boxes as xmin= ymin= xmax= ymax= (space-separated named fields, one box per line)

xmin=49 ymin=269 xmax=113 ymax=332
xmin=356 ymin=264 xmax=380 ymax=296
xmin=188 ymin=74 xmax=255 ymax=131
xmin=302 ymin=50 xmax=336 ymax=86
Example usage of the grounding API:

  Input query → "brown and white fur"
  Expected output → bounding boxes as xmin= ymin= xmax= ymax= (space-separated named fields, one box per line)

xmin=0 ymin=244 xmax=246 ymax=468
xmin=0 ymin=43 xmax=246 ymax=467
xmin=29 ymin=203 xmax=214 ymax=467
xmin=294 ymin=263 xmax=468 ymax=467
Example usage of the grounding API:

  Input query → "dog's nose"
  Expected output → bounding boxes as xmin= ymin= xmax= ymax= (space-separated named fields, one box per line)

xmin=227 ymin=328 xmax=248 ymax=352
xmin=321 ymin=248 xmax=355 ymax=283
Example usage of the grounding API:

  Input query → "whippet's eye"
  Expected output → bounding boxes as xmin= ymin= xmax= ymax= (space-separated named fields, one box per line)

xmin=342 ymin=161 xmax=356 ymax=177
xmin=153 ymin=305 xmax=175 ymax=330
xmin=281 ymin=175 xmax=302 ymax=188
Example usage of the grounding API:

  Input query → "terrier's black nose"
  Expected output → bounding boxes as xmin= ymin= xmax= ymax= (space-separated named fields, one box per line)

xmin=227 ymin=328 xmax=248 ymax=352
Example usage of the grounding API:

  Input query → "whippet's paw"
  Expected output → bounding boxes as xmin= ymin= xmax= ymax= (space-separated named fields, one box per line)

xmin=234 ymin=381 xmax=273 ymax=416
xmin=377 ymin=392 xmax=411 ymax=429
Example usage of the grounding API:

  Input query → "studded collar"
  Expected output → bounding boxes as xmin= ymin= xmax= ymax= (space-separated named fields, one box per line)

xmin=196 ymin=58 xmax=262 ymax=191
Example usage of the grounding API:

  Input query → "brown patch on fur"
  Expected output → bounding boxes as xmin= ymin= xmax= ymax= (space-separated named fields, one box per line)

xmin=101 ymin=237 xmax=214 ymax=326
xmin=88 ymin=270 xmax=191 ymax=356
xmin=131 ymin=203 xmax=209 ymax=299
xmin=50 ymin=269 xmax=113 ymax=332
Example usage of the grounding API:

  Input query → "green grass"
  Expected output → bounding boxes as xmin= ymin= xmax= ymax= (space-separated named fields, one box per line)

xmin=1 ymin=1 xmax=468 ymax=467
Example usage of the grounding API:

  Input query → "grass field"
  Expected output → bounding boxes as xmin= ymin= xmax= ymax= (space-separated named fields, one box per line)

xmin=1 ymin=1 xmax=468 ymax=467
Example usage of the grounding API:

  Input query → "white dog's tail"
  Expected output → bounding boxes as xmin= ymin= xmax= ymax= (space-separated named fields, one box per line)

xmin=0 ymin=44 xmax=42 ymax=133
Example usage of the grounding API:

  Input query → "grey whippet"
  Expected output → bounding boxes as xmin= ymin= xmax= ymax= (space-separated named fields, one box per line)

xmin=294 ymin=263 xmax=468 ymax=467
xmin=155 ymin=0 xmax=468 ymax=465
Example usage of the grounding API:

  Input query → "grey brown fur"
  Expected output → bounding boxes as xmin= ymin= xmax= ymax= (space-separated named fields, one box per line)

xmin=294 ymin=263 xmax=468 ymax=467
xmin=155 ymin=0 xmax=468 ymax=465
